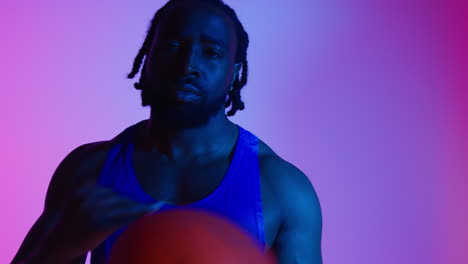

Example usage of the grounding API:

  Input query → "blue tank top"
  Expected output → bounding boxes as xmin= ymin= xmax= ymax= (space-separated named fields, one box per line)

xmin=90 ymin=121 xmax=266 ymax=263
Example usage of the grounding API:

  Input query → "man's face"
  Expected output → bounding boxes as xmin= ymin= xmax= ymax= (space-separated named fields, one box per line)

xmin=142 ymin=4 xmax=239 ymax=129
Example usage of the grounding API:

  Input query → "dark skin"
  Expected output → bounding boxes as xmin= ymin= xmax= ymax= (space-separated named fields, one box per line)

xmin=138 ymin=4 xmax=242 ymax=163
xmin=135 ymin=5 xmax=322 ymax=263
xmin=12 ymin=4 xmax=322 ymax=264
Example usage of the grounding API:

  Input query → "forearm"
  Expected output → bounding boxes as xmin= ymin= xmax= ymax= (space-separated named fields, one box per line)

xmin=14 ymin=242 xmax=84 ymax=264
xmin=11 ymin=211 xmax=80 ymax=264
xmin=11 ymin=212 xmax=59 ymax=264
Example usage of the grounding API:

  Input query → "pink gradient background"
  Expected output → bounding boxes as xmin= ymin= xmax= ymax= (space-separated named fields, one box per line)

xmin=2 ymin=0 xmax=467 ymax=263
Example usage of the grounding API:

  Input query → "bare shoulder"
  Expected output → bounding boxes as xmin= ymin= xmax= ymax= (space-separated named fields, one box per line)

xmin=70 ymin=140 xmax=114 ymax=181
xmin=66 ymin=140 xmax=114 ymax=181
xmin=257 ymin=138 xmax=321 ymax=213
xmin=44 ymin=140 xmax=114 ymax=211
xmin=258 ymin=136 xmax=321 ymax=203
xmin=257 ymin=138 xmax=311 ymax=187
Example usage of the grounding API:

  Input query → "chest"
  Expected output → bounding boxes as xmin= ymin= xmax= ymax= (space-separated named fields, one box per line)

xmin=131 ymin=150 xmax=282 ymax=249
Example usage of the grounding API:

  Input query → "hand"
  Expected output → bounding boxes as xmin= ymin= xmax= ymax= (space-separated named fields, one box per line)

xmin=42 ymin=180 xmax=165 ymax=262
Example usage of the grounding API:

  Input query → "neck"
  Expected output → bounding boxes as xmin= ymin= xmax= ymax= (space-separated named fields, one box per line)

xmin=138 ymin=109 xmax=239 ymax=161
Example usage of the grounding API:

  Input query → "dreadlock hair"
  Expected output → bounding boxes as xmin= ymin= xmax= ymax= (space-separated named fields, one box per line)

xmin=127 ymin=0 xmax=249 ymax=116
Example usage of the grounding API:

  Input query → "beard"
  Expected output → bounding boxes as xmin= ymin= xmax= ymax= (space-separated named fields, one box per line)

xmin=142 ymin=80 xmax=226 ymax=130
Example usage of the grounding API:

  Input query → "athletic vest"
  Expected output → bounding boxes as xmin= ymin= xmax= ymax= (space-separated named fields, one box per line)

xmin=90 ymin=121 xmax=266 ymax=263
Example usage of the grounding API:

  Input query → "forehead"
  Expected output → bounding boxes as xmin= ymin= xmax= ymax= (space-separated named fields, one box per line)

xmin=156 ymin=4 xmax=237 ymax=49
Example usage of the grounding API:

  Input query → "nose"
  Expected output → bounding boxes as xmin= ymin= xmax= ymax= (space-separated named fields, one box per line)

xmin=184 ymin=65 xmax=199 ymax=78
xmin=182 ymin=45 xmax=201 ymax=78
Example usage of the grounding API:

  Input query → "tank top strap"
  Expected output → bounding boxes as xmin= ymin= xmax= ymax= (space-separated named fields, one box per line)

xmin=238 ymin=126 xmax=259 ymax=155
xmin=97 ymin=122 xmax=140 ymax=187
xmin=232 ymin=126 xmax=264 ymax=248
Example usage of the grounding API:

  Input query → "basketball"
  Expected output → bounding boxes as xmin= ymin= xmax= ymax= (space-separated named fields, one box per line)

xmin=108 ymin=208 xmax=277 ymax=264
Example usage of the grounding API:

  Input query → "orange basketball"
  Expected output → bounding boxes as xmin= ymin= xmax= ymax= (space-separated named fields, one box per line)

xmin=108 ymin=208 xmax=278 ymax=264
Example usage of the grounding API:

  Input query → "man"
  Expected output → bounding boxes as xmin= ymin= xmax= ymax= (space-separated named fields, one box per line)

xmin=12 ymin=0 xmax=323 ymax=263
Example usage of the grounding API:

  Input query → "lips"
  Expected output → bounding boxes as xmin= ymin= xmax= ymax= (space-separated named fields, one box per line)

xmin=173 ymin=77 xmax=202 ymax=96
xmin=175 ymin=83 xmax=201 ymax=96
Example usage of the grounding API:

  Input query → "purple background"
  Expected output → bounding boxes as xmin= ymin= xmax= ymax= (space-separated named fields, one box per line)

xmin=2 ymin=0 xmax=467 ymax=263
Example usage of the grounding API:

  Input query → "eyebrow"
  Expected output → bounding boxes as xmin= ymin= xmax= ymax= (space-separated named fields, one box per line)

xmin=163 ymin=33 xmax=227 ymax=48
xmin=200 ymin=35 xmax=226 ymax=47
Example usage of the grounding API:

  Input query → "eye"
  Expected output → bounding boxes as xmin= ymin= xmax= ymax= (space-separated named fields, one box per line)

xmin=166 ymin=41 xmax=180 ymax=49
xmin=206 ymin=48 xmax=221 ymax=58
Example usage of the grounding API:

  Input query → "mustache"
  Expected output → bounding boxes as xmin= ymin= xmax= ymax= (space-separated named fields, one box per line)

xmin=141 ymin=77 xmax=206 ymax=105
xmin=174 ymin=76 xmax=202 ymax=91
xmin=142 ymin=76 xmax=203 ymax=92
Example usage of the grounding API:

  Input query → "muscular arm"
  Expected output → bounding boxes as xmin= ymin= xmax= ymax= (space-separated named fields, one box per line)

xmin=11 ymin=142 xmax=107 ymax=264
xmin=263 ymin=157 xmax=323 ymax=264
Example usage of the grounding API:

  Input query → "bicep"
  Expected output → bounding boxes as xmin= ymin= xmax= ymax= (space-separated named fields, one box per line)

xmin=44 ymin=143 xmax=95 ymax=211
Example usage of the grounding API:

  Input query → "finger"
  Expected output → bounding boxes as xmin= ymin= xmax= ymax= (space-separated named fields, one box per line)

xmin=147 ymin=201 xmax=166 ymax=212
xmin=103 ymin=211 xmax=156 ymax=232
xmin=73 ymin=183 xmax=100 ymax=198
xmin=89 ymin=191 xmax=152 ymax=209
xmin=81 ymin=187 xmax=119 ymax=204
xmin=117 ymin=200 xmax=165 ymax=217
xmin=97 ymin=201 xmax=166 ymax=227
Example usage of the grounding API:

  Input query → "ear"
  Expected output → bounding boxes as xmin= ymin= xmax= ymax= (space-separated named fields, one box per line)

xmin=230 ymin=63 xmax=242 ymax=88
